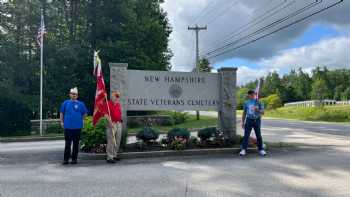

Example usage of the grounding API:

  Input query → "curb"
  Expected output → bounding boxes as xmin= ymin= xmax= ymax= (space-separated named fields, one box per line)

xmin=80 ymin=148 xmax=243 ymax=160
xmin=0 ymin=136 xmax=64 ymax=143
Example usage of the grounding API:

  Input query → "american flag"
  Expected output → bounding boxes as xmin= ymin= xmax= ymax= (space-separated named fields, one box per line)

xmin=37 ymin=13 xmax=46 ymax=47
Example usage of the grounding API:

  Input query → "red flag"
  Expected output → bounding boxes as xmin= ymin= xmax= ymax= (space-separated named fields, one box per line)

xmin=92 ymin=51 xmax=108 ymax=126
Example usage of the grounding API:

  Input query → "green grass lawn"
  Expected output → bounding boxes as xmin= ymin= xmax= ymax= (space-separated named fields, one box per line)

xmin=128 ymin=114 xmax=217 ymax=134
xmin=265 ymin=105 xmax=350 ymax=123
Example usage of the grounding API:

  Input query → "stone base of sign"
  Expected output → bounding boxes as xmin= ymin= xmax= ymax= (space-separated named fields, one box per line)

xmin=109 ymin=63 xmax=128 ymax=134
xmin=218 ymin=67 xmax=237 ymax=140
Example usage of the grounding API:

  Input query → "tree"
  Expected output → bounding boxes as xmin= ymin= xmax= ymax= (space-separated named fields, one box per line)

xmin=0 ymin=0 xmax=172 ymax=121
xmin=236 ymin=88 xmax=249 ymax=110
xmin=198 ymin=58 xmax=211 ymax=72
xmin=341 ymin=87 xmax=350 ymax=101
xmin=311 ymin=79 xmax=330 ymax=101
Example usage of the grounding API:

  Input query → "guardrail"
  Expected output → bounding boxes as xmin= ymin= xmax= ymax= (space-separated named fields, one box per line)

xmin=284 ymin=100 xmax=350 ymax=107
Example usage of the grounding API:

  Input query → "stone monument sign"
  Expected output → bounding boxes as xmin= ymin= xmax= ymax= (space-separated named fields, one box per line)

xmin=109 ymin=63 xmax=237 ymax=139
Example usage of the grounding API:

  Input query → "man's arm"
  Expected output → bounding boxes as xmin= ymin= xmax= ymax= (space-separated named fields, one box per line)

xmin=60 ymin=113 xmax=64 ymax=128
xmin=259 ymin=102 xmax=265 ymax=115
xmin=241 ymin=107 xmax=247 ymax=129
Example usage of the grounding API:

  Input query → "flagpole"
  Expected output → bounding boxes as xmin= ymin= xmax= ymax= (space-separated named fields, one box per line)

xmin=39 ymin=8 xmax=44 ymax=137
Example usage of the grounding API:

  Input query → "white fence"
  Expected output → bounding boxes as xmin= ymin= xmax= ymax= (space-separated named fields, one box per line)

xmin=284 ymin=100 xmax=350 ymax=107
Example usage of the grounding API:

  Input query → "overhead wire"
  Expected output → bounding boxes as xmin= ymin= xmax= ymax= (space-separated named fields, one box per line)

xmin=205 ymin=0 xmax=343 ymax=59
xmin=202 ymin=0 xmax=293 ymax=55
xmin=205 ymin=0 xmax=323 ymax=57
xmin=192 ymin=0 xmax=221 ymax=25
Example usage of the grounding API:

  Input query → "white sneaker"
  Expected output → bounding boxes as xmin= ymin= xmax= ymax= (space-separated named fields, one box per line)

xmin=239 ymin=149 xmax=246 ymax=156
xmin=259 ymin=150 xmax=267 ymax=156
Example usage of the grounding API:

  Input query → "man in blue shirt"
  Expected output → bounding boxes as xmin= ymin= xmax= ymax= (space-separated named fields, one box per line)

xmin=240 ymin=90 xmax=266 ymax=156
xmin=60 ymin=87 xmax=88 ymax=165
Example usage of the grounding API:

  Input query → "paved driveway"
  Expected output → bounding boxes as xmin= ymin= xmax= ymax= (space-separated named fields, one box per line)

xmin=1 ymin=118 xmax=350 ymax=197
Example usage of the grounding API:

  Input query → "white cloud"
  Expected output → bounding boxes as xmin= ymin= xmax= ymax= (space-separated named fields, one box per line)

xmin=235 ymin=36 xmax=350 ymax=85
xmin=259 ymin=36 xmax=350 ymax=72
xmin=236 ymin=66 xmax=268 ymax=85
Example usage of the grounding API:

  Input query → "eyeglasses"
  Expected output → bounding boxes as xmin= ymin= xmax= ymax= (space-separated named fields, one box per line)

xmin=70 ymin=93 xmax=78 ymax=96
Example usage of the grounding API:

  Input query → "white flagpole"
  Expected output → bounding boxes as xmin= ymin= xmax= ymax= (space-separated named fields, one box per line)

xmin=39 ymin=9 xmax=44 ymax=137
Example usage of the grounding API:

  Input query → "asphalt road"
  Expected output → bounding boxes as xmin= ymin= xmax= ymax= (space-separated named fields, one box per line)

xmin=1 ymin=118 xmax=350 ymax=197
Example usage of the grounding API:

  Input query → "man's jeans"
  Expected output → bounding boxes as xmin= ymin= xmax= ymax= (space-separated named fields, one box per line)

xmin=241 ymin=118 xmax=264 ymax=151
xmin=64 ymin=129 xmax=81 ymax=162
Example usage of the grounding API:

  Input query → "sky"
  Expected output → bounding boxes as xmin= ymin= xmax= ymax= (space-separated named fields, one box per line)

xmin=161 ymin=0 xmax=350 ymax=85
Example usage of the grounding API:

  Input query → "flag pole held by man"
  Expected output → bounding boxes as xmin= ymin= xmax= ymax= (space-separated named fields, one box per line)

xmin=93 ymin=51 xmax=123 ymax=163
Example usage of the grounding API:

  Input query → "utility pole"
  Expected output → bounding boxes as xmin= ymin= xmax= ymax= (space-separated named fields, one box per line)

xmin=188 ymin=24 xmax=207 ymax=120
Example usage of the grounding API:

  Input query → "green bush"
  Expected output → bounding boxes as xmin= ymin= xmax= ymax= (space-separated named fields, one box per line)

xmin=198 ymin=127 xmax=217 ymax=141
xmin=161 ymin=117 xmax=175 ymax=126
xmin=260 ymin=94 xmax=283 ymax=110
xmin=80 ymin=117 xmax=107 ymax=151
xmin=0 ymin=96 xmax=31 ymax=137
xmin=46 ymin=123 xmax=64 ymax=134
xmin=170 ymin=138 xmax=187 ymax=150
xmin=170 ymin=112 xmax=189 ymax=124
xmin=128 ymin=121 xmax=143 ymax=128
xmin=136 ymin=127 xmax=160 ymax=142
xmin=167 ymin=127 xmax=190 ymax=142
xmin=188 ymin=136 xmax=199 ymax=148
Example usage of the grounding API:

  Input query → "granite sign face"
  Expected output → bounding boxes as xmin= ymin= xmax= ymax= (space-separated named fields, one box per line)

xmin=126 ymin=70 xmax=219 ymax=111
xmin=110 ymin=63 xmax=237 ymax=138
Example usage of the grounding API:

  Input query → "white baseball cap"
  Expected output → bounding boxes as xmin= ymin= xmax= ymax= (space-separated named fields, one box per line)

xmin=70 ymin=87 xmax=78 ymax=94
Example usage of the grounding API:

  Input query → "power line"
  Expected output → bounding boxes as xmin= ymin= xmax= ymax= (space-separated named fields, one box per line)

xmin=202 ymin=0 xmax=292 ymax=55
xmin=205 ymin=0 xmax=323 ymax=57
xmin=205 ymin=0 xmax=240 ymax=25
xmin=192 ymin=0 xmax=220 ymax=25
xmin=205 ymin=0 xmax=343 ymax=59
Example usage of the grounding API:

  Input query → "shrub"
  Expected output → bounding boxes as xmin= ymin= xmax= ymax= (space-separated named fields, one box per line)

xmin=161 ymin=117 xmax=175 ymax=126
xmin=128 ymin=121 xmax=143 ymax=128
xmin=0 ymin=96 xmax=31 ymax=137
xmin=167 ymin=127 xmax=190 ymax=142
xmin=46 ymin=123 xmax=64 ymax=134
xmin=198 ymin=127 xmax=217 ymax=141
xmin=169 ymin=138 xmax=187 ymax=150
xmin=260 ymin=94 xmax=282 ymax=110
xmin=189 ymin=136 xmax=199 ymax=145
xmin=80 ymin=117 xmax=107 ymax=151
xmin=170 ymin=112 xmax=189 ymax=125
xmin=136 ymin=127 xmax=160 ymax=142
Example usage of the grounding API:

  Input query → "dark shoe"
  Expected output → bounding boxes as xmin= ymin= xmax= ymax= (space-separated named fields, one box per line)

xmin=107 ymin=159 xmax=116 ymax=164
xmin=113 ymin=157 xmax=121 ymax=161
xmin=70 ymin=160 xmax=78 ymax=165
xmin=62 ymin=161 xmax=69 ymax=165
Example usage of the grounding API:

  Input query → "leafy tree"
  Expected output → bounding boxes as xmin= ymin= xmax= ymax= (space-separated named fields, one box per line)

xmin=236 ymin=88 xmax=249 ymax=110
xmin=0 ymin=0 xmax=172 ymax=121
xmin=262 ymin=71 xmax=284 ymax=100
xmin=198 ymin=58 xmax=211 ymax=72
xmin=341 ymin=87 xmax=350 ymax=101
xmin=311 ymin=79 xmax=330 ymax=101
